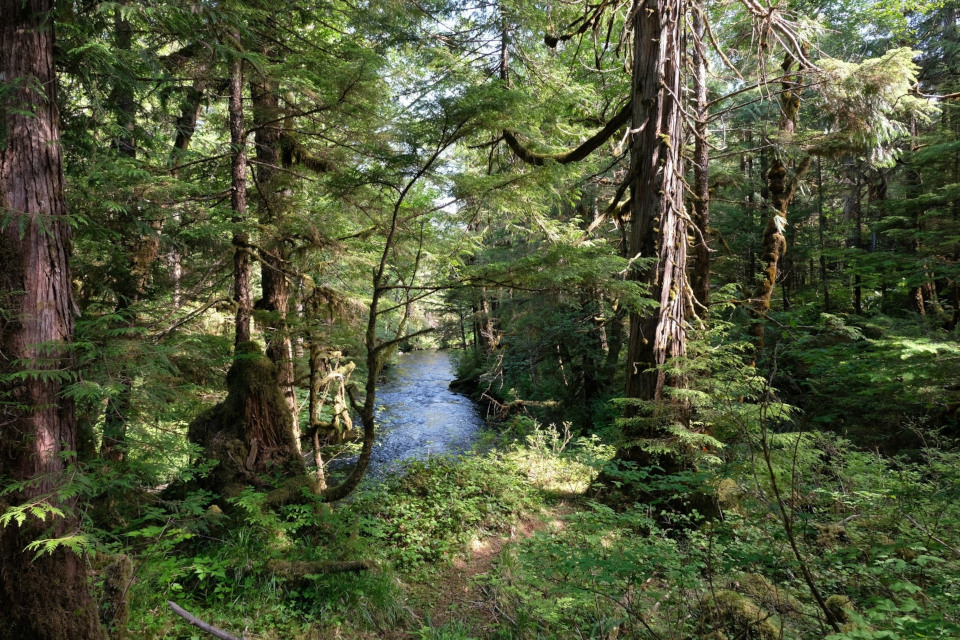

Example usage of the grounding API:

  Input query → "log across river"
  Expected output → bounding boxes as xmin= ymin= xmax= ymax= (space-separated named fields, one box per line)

xmin=366 ymin=349 xmax=485 ymax=476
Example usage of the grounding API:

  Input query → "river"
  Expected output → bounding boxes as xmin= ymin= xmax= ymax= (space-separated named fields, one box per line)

xmin=366 ymin=349 xmax=485 ymax=476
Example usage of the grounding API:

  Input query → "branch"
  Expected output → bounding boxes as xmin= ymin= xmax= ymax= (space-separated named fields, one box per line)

xmin=785 ymin=155 xmax=813 ymax=203
xmin=903 ymin=513 xmax=960 ymax=557
xmin=280 ymin=133 xmax=336 ymax=173
xmin=373 ymin=327 xmax=436 ymax=354
xmin=544 ymin=1 xmax=611 ymax=48
xmin=503 ymin=101 xmax=631 ymax=166
xmin=168 ymin=601 xmax=243 ymax=640
xmin=346 ymin=383 xmax=363 ymax=414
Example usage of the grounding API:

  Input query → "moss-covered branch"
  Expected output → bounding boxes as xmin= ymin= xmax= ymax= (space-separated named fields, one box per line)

xmin=503 ymin=101 xmax=631 ymax=166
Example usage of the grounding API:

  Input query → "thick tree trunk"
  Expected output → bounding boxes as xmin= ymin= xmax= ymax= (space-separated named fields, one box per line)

xmin=624 ymin=0 xmax=688 ymax=404
xmin=250 ymin=80 xmax=298 ymax=431
xmin=0 ymin=2 xmax=105 ymax=637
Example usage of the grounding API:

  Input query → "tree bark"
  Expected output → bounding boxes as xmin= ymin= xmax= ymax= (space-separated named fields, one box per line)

xmin=624 ymin=0 xmax=688 ymax=404
xmin=0 ymin=2 xmax=105 ymax=637
xmin=228 ymin=50 xmax=252 ymax=345
xmin=250 ymin=80 xmax=298 ymax=430
xmin=691 ymin=4 xmax=711 ymax=309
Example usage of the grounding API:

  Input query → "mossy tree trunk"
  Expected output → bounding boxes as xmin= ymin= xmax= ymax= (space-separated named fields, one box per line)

xmin=0 ymin=2 xmax=105 ymax=636
xmin=188 ymin=342 xmax=308 ymax=500
xmin=751 ymin=52 xmax=811 ymax=355
xmin=250 ymin=79 xmax=299 ymax=432
xmin=188 ymin=42 xmax=311 ymax=503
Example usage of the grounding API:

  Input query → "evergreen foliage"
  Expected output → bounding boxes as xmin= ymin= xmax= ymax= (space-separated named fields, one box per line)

xmin=3 ymin=0 xmax=960 ymax=638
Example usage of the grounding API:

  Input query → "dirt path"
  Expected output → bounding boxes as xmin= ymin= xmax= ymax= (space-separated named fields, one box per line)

xmin=406 ymin=503 xmax=573 ymax=637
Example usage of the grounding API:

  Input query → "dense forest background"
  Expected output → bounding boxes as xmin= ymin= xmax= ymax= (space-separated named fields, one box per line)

xmin=2 ymin=0 xmax=960 ymax=638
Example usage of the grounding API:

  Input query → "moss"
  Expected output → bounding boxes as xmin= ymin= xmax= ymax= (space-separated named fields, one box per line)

xmin=717 ymin=478 xmax=743 ymax=514
xmin=737 ymin=573 xmax=803 ymax=617
xmin=187 ymin=342 xmax=307 ymax=500
xmin=0 ymin=528 xmax=105 ymax=640
xmin=706 ymin=590 xmax=781 ymax=640
xmin=99 ymin=554 xmax=133 ymax=639
xmin=815 ymin=523 xmax=849 ymax=547
xmin=826 ymin=594 xmax=857 ymax=630
xmin=264 ymin=476 xmax=320 ymax=507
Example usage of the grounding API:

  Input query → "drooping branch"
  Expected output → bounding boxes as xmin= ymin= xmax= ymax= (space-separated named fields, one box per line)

xmin=503 ymin=101 xmax=631 ymax=166
xmin=279 ymin=132 xmax=336 ymax=173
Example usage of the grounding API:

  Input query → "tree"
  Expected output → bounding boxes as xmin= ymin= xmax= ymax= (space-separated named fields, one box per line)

xmin=0 ymin=1 xmax=105 ymax=637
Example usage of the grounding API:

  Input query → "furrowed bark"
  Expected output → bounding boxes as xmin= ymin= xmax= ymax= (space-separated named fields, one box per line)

xmin=691 ymin=5 xmax=711 ymax=309
xmin=0 ymin=2 xmax=105 ymax=637
xmin=624 ymin=0 xmax=688 ymax=404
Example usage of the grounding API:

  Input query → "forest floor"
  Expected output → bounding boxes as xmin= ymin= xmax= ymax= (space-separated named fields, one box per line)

xmin=405 ymin=502 xmax=574 ymax=637
xmin=127 ymin=395 xmax=960 ymax=639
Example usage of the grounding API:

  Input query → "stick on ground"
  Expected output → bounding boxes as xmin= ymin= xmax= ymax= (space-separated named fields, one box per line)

xmin=168 ymin=600 xmax=244 ymax=640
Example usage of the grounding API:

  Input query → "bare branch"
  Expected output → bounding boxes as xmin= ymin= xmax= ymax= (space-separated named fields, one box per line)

xmin=168 ymin=601 xmax=243 ymax=640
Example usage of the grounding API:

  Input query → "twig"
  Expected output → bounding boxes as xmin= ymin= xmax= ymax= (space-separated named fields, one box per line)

xmin=757 ymin=353 xmax=842 ymax=633
xmin=903 ymin=513 xmax=960 ymax=557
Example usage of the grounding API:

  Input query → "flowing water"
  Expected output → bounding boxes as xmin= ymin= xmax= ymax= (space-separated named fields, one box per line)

xmin=366 ymin=349 xmax=485 ymax=475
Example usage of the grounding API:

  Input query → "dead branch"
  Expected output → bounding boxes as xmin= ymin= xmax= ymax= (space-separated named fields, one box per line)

xmin=168 ymin=601 xmax=244 ymax=640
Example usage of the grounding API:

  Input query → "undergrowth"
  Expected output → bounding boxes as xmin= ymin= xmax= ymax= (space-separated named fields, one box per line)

xmin=104 ymin=379 xmax=960 ymax=639
xmin=122 ymin=419 xmax=604 ymax=638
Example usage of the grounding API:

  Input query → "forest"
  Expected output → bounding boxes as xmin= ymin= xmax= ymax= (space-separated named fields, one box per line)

xmin=2 ymin=0 xmax=960 ymax=638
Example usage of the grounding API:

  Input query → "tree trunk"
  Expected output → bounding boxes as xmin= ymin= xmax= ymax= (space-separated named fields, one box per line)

xmin=0 ymin=2 xmax=105 ymax=636
xmin=691 ymin=4 xmax=710 ymax=309
xmin=853 ymin=171 xmax=867 ymax=314
xmin=100 ymin=7 xmax=148 ymax=461
xmin=751 ymin=52 xmax=811 ymax=354
xmin=228 ymin=50 xmax=252 ymax=345
xmin=624 ymin=0 xmax=688 ymax=404
xmin=817 ymin=158 xmax=830 ymax=311
xmin=169 ymin=77 xmax=206 ymax=308
xmin=250 ymin=80 xmax=299 ymax=432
